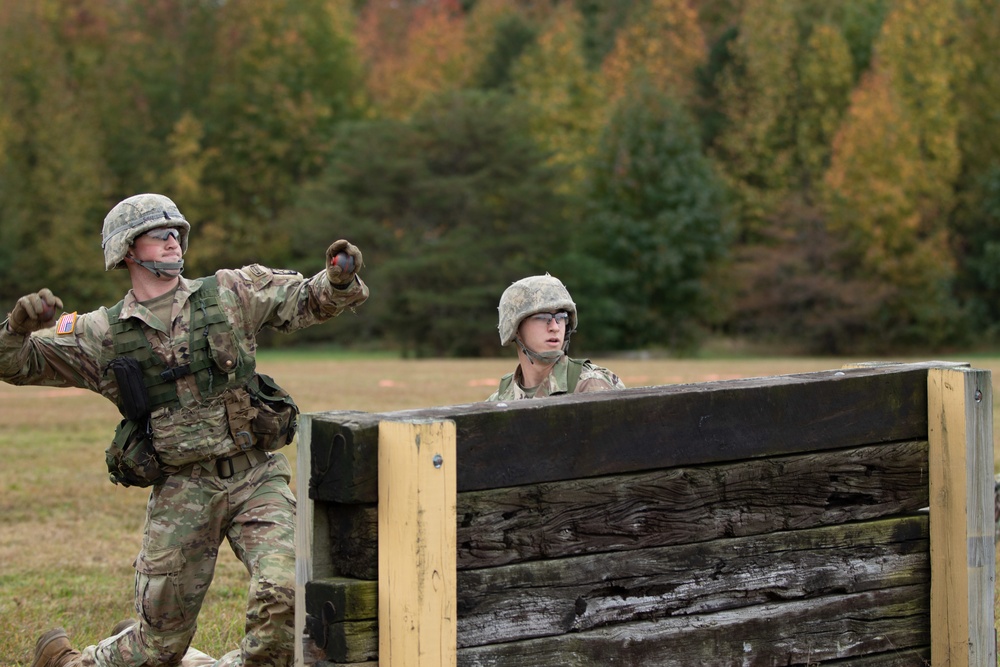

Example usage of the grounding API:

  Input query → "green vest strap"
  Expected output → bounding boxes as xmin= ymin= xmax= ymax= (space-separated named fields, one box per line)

xmin=107 ymin=277 xmax=255 ymax=410
xmin=498 ymin=357 xmax=586 ymax=397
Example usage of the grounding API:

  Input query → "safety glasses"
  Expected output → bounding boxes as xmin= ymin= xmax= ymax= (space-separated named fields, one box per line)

xmin=528 ymin=312 xmax=569 ymax=326
xmin=144 ymin=228 xmax=180 ymax=242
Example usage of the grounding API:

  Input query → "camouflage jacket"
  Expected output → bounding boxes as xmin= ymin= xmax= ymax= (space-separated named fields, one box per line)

xmin=0 ymin=265 xmax=368 ymax=466
xmin=486 ymin=354 xmax=625 ymax=402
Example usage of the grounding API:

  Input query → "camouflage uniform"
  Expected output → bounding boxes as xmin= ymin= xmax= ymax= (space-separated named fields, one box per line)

xmin=487 ymin=274 xmax=625 ymax=402
xmin=1 ymin=265 xmax=368 ymax=667
xmin=487 ymin=354 xmax=625 ymax=401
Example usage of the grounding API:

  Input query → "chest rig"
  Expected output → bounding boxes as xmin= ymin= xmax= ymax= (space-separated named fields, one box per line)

xmin=107 ymin=276 xmax=255 ymax=410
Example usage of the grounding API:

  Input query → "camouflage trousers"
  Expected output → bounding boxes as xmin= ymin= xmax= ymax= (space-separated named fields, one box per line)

xmin=78 ymin=452 xmax=297 ymax=667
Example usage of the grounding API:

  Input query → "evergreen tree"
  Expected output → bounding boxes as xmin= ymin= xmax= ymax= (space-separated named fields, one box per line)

xmin=573 ymin=80 xmax=731 ymax=352
xmin=285 ymin=90 xmax=573 ymax=356
xmin=467 ymin=0 xmax=538 ymax=91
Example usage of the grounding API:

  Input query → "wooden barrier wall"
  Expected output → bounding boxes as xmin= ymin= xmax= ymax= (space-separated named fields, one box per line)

xmin=294 ymin=361 xmax=996 ymax=666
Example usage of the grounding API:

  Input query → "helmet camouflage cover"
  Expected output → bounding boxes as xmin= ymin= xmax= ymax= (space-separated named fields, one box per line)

xmin=497 ymin=274 xmax=578 ymax=346
xmin=102 ymin=193 xmax=190 ymax=270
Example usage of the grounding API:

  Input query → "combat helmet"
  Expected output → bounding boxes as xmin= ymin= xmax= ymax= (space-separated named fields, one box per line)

xmin=101 ymin=193 xmax=190 ymax=272
xmin=497 ymin=274 xmax=578 ymax=347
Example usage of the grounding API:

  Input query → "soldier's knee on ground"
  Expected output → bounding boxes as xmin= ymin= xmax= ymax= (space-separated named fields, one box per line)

xmin=108 ymin=623 xmax=194 ymax=667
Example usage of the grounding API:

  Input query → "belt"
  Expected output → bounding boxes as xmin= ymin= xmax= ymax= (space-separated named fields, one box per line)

xmin=176 ymin=449 xmax=271 ymax=479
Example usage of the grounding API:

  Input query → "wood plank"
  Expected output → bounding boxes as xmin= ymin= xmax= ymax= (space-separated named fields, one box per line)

xmin=455 ymin=584 xmax=929 ymax=666
xmin=325 ymin=441 xmax=930 ymax=578
xmin=306 ymin=516 xmax=930 ymax=660
xmin=308 ymin=363 xmax=952 ymax=503
xmin=928 ymin=367 xmax=996 ymax=667
xmin=296 ymin=414 xmax=331 ymax=666
xmin=378 ymin=420 xmax=457 ymax=667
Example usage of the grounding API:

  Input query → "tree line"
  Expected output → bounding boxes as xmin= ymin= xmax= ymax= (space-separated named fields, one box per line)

xmin=1 ymin=0 xmax=997 ymax=356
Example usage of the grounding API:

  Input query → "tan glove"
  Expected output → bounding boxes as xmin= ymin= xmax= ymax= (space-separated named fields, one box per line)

xmin=326 ymin=240 xmax=363 ymax=286
xmin=8 ymin=288 xmax=63 ymax=335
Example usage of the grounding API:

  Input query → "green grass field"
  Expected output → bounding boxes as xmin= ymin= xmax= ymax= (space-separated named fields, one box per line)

xmin=2 ymin=352 xmax=997 ymax=665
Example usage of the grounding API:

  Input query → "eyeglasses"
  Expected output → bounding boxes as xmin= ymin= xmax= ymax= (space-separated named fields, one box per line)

xmin=144 ymin=228 xmax=180 ymax=242
xmin=528 ymin=312 xmax=569 ymax=326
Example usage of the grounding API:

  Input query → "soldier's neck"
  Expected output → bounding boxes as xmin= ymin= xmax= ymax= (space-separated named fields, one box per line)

xmin=129 ymin=270 xmax=181 ymax=303
xmin=517 ymin=351 xmax=556 ymax=389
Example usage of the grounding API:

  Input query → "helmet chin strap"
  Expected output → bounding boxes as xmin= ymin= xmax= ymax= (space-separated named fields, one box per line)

xmin=515 ymin=330 xmax=574 ymax=366
xmin=128 ymin=256 xmax=184 ymax=279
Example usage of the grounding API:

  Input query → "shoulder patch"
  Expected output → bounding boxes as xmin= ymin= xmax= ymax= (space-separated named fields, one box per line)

xmin=240 ymin=264 xmax=274 ymax=289
xmin=56 ymin=312 xmax=78 ymax=335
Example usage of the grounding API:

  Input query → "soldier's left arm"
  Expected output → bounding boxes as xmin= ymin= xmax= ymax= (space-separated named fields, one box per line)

xmin=219 ymin=265 xmax=369 ymax=335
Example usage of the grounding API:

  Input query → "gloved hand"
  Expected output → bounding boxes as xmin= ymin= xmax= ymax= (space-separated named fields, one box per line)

xmin=8 ymin=288 xmax=63 ymax=335
xmin=326 ymin=240 xmax=363 ymax=286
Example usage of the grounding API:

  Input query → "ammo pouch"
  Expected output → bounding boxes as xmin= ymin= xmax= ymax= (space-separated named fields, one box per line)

xmin=245 ymin=373 xmax=299 ymax=452
xmin=105 ymin=417 xmax=166 ymax=488
xmin=107 ymin=356 xmax=150 ymax=421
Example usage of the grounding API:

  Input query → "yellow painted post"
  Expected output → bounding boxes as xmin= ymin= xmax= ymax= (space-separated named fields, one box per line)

xmin=928 ymin=367 xmax=996 ymax=667
xmin=378 ymin=419 xmax=457 ymax=667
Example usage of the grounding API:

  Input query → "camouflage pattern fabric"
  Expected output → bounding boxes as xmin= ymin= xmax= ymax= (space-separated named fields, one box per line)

xmin=0 ymin=264 xmax=368 ymax=466
xmin=486 ymin=354 xmax=625 ymax=401
xmin=0 ymin=264 xmax=368 ymax=667
xmin=80 ymin=454 xmax=295 ymax=667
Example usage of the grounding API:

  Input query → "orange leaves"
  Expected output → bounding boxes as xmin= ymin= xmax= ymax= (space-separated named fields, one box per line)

xmin=601 ymin=0 xmax=706 ymax=105
xmin=358 ymin=0 xmax=471 ymax=119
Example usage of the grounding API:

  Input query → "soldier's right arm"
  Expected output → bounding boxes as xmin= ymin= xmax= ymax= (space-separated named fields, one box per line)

xmin=0 ymin=299 xmax=113 ymax=393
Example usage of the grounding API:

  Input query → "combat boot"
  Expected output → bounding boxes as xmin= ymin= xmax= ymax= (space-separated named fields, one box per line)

xmin=30 ymin=628 xmax=81 ymax=667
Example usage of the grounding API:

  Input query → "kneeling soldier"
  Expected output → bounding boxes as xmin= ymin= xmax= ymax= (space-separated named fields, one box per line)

xmin=3 ymin=193 xmax=369 ymax=667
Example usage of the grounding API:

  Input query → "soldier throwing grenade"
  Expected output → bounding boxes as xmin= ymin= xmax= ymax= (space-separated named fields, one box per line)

xmin=1 ymin=194 xmax=369 ymax=667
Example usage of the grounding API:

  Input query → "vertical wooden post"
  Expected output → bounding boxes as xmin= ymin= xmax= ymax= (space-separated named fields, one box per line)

xmin=928 ymin=367 xmax=996 ymax=667
xmin=295 ymin=414 xmax=329 ymax=666
xmin=378 ymin=419 xmax=457 ymax=667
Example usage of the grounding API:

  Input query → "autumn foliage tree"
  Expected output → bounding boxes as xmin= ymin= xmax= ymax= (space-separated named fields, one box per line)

xmin=710 ymin=0 xmax=799 ymax=237
xmin=357 ymin=0 xmax=470 ymax=119
xmin=601 ymin=0 xmax=706 ymax=106
xmin=1 ymin=0 xmax=996 ymax=354
xmin=509 ymin=2 xmax=604 ymax=194
xmin=821 ymin=0 xmax=964 ymax=346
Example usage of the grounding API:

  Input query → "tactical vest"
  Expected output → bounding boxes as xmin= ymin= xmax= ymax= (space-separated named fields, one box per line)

xmin=498 ymin=357 xmax=586 ymax=397
xmin=106 ymin=276 xmax=255 ymax=410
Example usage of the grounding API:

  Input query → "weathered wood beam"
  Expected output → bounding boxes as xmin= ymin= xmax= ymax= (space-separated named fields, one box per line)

xmin=306 ymin=515 xmax=930 ymax=661
xmin=326 ymin=441 xmax=930 ymax=579
xmin=308 ymin=363 xmax=951 ymax=504
xmin=312 ymin=582 xmax=929 ymax=665
xmin=456 ymin=584 xmax=929 ymax=667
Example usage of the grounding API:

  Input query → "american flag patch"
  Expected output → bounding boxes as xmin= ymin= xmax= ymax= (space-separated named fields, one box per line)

xmin=56 ymin=312 xmax=77 ymax=335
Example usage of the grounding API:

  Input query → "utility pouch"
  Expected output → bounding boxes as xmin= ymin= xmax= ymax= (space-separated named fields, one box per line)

xmin=105 ymin=417 xmax=166 ymax=488
xmin=246 ymin=373 xmax=299 ymax=452
xmin=107 ymin=356 xmax=150 ymax=421
xmin=224 ymin=387 xmax=257 ymax=451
